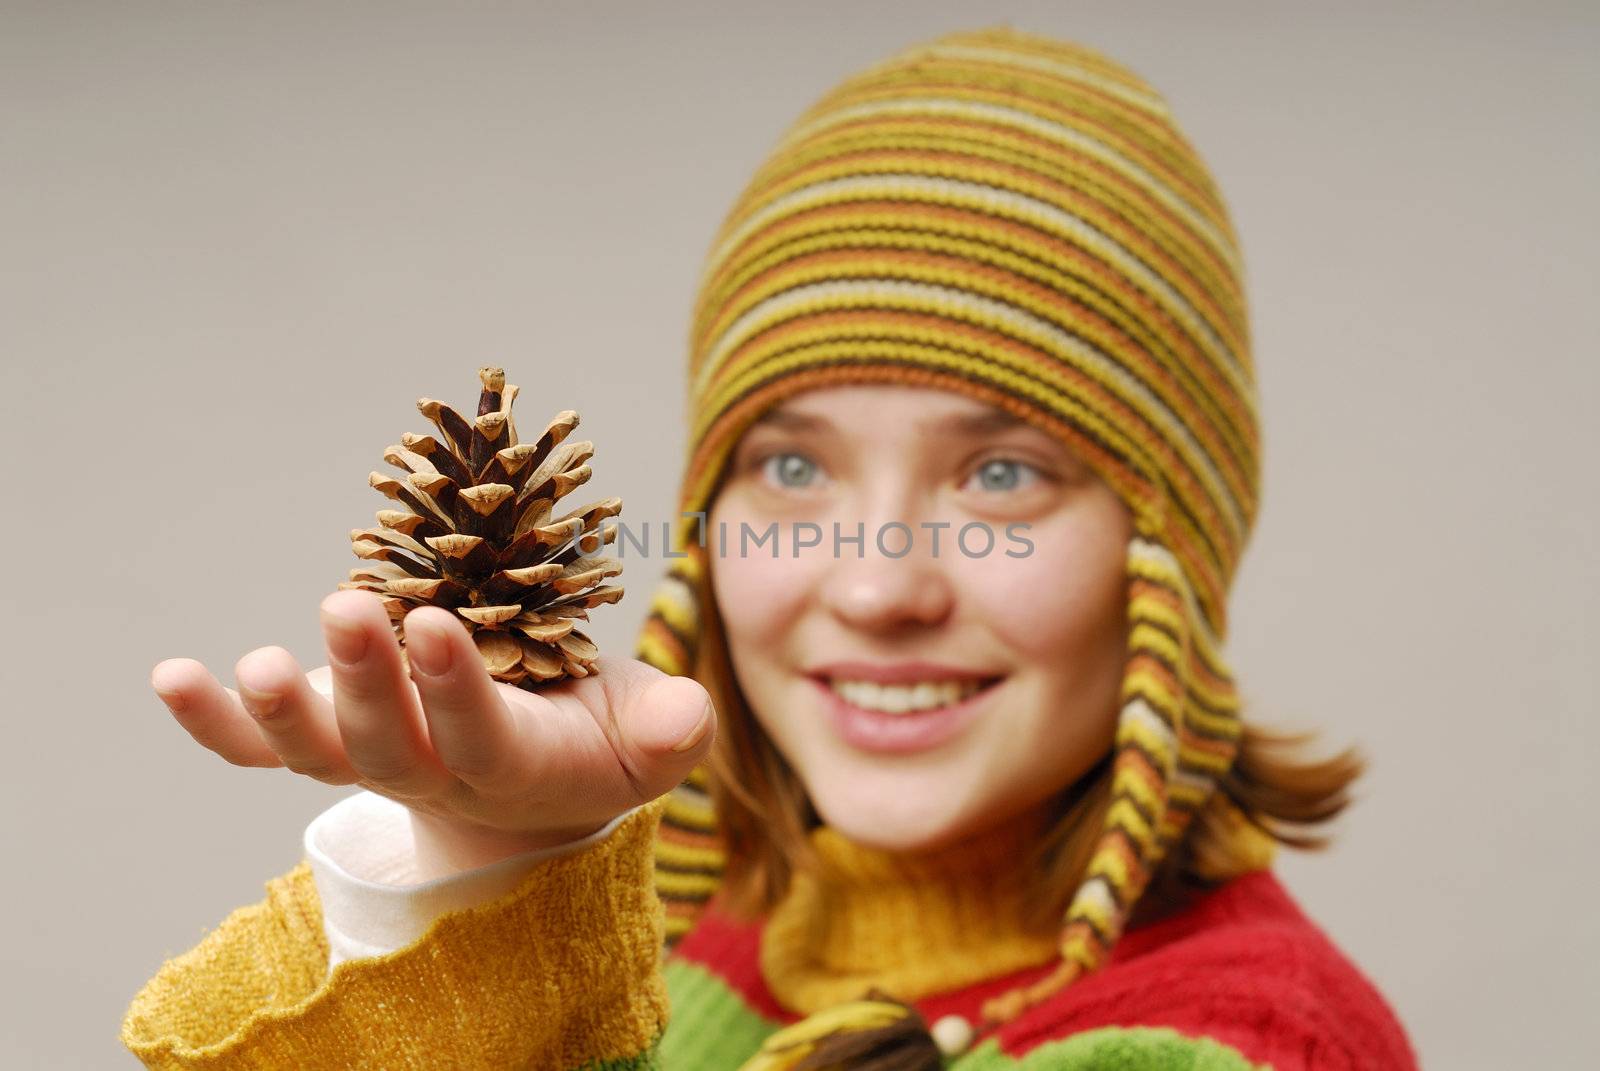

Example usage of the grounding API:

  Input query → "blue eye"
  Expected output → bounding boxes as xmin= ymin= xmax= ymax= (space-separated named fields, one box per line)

xmin=762 ymin=452 xmax=820 ymax=489
xmin=968 ymin=458 xmax=1037 ymax=492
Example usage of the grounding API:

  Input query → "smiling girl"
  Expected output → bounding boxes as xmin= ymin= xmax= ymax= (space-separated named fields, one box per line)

xmin=122 ymin=26 xmax=1416 ymax=1070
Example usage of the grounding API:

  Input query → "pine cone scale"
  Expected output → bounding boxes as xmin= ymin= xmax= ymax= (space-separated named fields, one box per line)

xmin=417 ymin=398 xmax=475 ymax=459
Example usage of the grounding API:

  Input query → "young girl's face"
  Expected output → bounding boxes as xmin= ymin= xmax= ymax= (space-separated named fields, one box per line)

xmin=707 ymin=384 xmax=1132 ymax=852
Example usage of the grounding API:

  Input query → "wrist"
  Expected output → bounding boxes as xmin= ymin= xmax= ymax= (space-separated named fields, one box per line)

xmin=406 ymin=810 xmax=609 ymax=881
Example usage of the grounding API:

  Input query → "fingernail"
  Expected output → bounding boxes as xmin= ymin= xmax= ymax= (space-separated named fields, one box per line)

xmin=155 ymin=689 xmax=187 ymax=712
xmin=238 ymin=684 xmax=284 ymax=719
xmin=406 ymin=620 xmax=451 ymax=676
xmin=670 ymin=700 xmax=714 ymax=753
xmin=321 ymin=609 xmax=369 ymax=664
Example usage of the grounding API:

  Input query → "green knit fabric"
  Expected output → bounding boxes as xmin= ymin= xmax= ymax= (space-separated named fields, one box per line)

xmin=657 ymin=953 xmax=1267 ymax=1070
xmin=956 ymin=1028 xmax=1268 ymax=1069
xmin=660 ymin=960 xmax=779 ymax=1068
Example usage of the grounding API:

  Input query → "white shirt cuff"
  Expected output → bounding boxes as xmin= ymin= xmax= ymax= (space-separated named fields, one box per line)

xmin=304 ymin=790 xmax=638 ymax=971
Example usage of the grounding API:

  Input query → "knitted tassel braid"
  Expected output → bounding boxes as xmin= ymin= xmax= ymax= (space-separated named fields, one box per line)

xmin=739 ymin=990 xmax=944 ymax=1071
xmin=632 ymin=23 xmax=1267 ymax=1044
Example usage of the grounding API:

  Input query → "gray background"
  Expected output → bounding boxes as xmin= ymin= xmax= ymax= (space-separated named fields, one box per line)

xmin=3 ymin=2 xmax=1594 ymax=1067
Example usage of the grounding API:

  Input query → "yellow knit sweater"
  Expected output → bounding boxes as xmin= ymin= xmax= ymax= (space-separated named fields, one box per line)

xmin=121 ymin=798 xmax=672 ymax=1070
xmin=120 ymin=795 xmax=1075 ymax=1069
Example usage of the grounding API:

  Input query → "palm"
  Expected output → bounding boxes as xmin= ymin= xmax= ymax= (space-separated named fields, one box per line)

xmin=151 ymin=588 xmax=714 ymax=855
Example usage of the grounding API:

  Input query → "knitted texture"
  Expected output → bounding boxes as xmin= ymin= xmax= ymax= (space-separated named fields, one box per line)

xmin=122 ymin=799 xmax=1417 ymax=1068
xmin=757 ymin=799 xmax=1060 ymax=1013
xmin=121 ymin=800 xmax=672 ymax=1070
xmin=634 ymin=24 xmax=1270 ymax=1022
xmin=664 ymin=857 xmax=1417 ymax=1070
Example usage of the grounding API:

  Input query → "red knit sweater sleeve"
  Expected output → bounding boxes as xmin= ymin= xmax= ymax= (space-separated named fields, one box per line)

xmin=982 ymin=872 xmax=1418 ymax=1070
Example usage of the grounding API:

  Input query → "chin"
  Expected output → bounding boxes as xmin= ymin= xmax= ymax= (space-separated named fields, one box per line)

xmin=803 ymin=764 xmax=985 ymax=852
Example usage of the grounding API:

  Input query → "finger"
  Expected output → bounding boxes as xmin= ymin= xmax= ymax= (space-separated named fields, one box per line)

xmin=602 ymin=659 xmax=717 ymax=805
xmin=234 ymin=646 xmax=361 ymax=786
xmin=320 ymin=589 xmax=454 ymax=799
xmin=151 ymin=658 xmax=283 ymax=768
xmin=402 ymin=606 xmax=527 ymax=794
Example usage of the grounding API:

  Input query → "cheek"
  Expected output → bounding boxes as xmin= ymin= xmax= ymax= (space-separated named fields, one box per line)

xmin=707 ymin=496 xmax=831 ymax=686
xmin=940 ymin=512 xmax=1128 ymax=822
xmin=973 ymin=513 xmax=1129 ymax=668
xmin=710 ymin=546 xmax=804 ymax=644
xmin=708 ymin=503 xmax=830 ymax=766
xmin=708 ymin=493 xmax=812 ymax=644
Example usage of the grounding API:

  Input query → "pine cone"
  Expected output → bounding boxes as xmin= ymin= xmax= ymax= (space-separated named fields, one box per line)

xmin=338 ymin=366 xmax=624 ymax=689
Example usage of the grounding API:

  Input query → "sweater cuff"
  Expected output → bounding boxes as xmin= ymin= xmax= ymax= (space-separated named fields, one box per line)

xmin=122 ymin=796 xmax=671 ymax=1070
xmin=305 ymin=790 xmax=639 ymax=970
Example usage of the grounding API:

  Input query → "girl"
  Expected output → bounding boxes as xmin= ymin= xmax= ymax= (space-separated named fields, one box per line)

xmin=122 ymin=26 xmax=1416 ymax=1070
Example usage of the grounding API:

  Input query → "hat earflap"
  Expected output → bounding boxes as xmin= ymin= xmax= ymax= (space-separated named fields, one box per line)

xmin=636 ymin=544 xmax=729 ymax=943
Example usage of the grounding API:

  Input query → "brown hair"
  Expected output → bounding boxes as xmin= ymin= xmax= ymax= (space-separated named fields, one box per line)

xmin=692 ymin=547 xmax=1367 ymax=928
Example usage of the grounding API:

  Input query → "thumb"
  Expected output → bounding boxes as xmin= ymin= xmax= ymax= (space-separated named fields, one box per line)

xmin=616 ymin=674 xmax=717 ymax=799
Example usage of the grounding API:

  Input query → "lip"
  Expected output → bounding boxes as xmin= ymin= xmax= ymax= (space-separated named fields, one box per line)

xmin=807 ymin=673 xmax=1003 ymax=755
xmin=807 ymin=660 xmax=1000 ymax=685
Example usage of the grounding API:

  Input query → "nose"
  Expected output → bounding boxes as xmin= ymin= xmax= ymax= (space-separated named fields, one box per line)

xmin=816 ymin=524 xmax=956 ymax=633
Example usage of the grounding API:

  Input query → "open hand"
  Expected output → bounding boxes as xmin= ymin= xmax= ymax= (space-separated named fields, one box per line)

xmin=149 ymin=588 xmax=715 ymax=871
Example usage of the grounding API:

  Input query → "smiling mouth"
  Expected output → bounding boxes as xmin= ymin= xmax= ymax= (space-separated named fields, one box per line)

xmin=817 ymin=675 xmax=1005 ymax=714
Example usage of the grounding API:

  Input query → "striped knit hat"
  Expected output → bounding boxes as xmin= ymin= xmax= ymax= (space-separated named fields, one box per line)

xmin=633 ymin=24 xmax=1271 ymax=1036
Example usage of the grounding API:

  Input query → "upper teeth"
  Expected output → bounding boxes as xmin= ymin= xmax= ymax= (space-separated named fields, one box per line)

xmin=829 ymin=678 xmax=986 ymax=714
